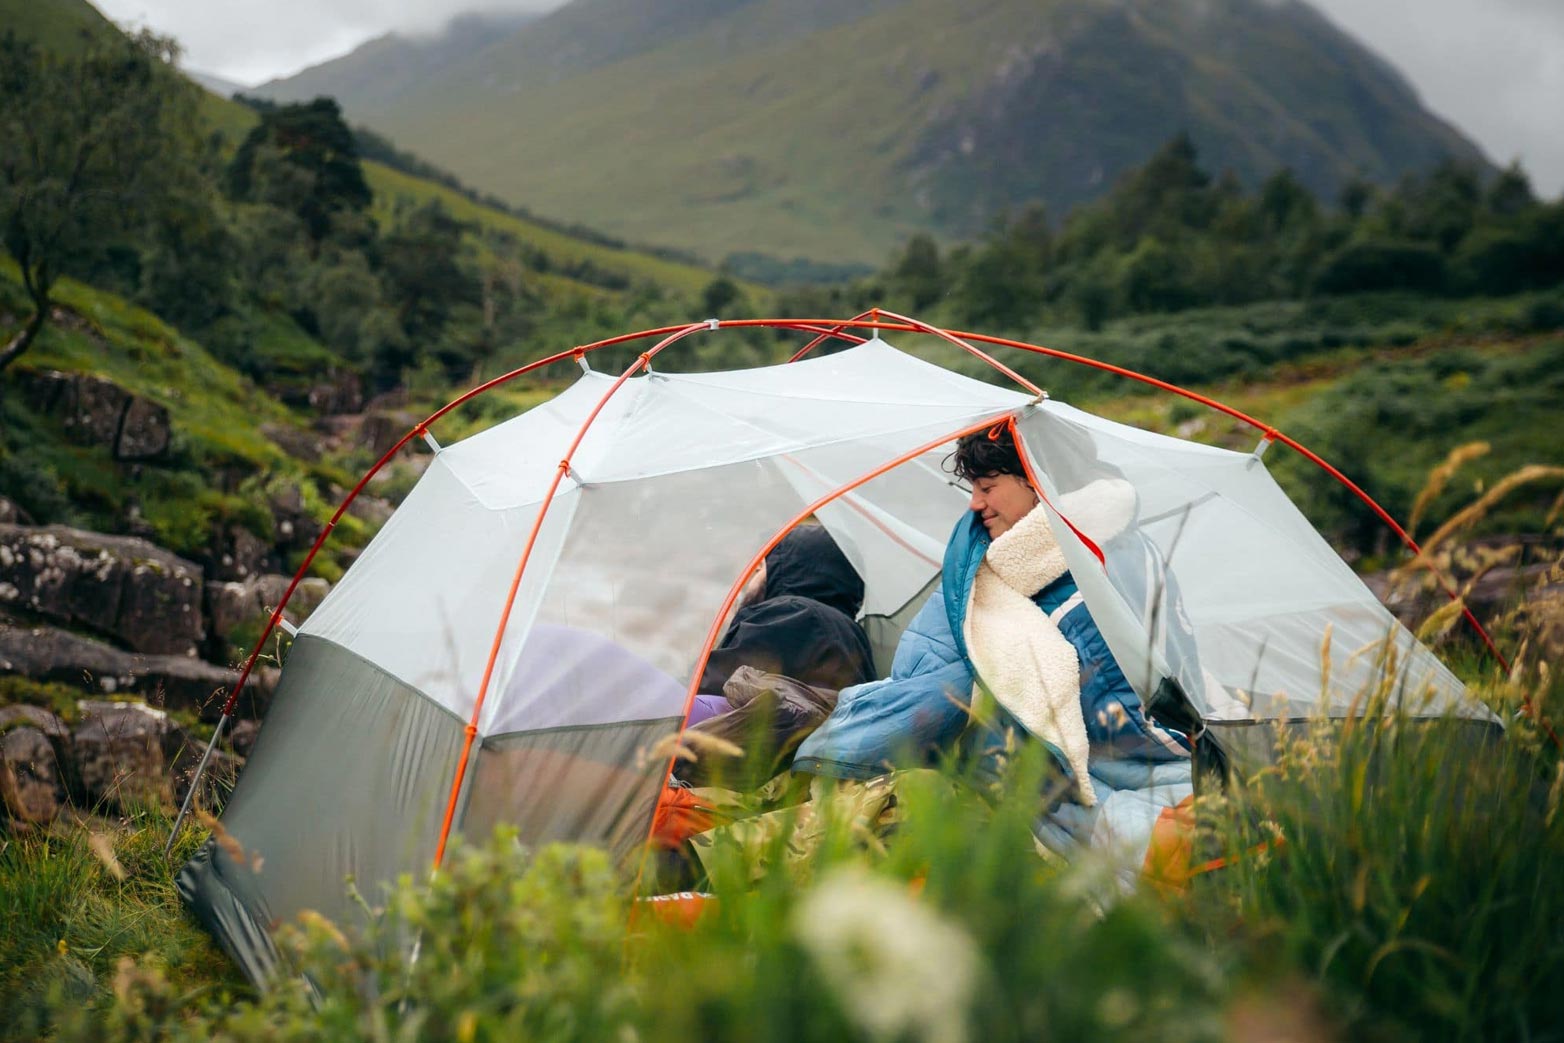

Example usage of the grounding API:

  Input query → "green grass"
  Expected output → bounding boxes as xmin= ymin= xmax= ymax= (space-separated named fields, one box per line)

xmin=0 ymin=812 xmax=246 ymax=1041
xmin=1 ymin=259 xmax=294 ymax=473
xmin=12 ymin=659 xmax=1560 ymax=1041
xmin=0 ymin=0 xmax=120 ymax=55
xmin=365 ymin=161 xmax=723 ymax=298
xmin=196 ymin=86 xmax=260 ymax=147
xmin=0 ymin=677 xmax=90 ymax=723
xmin=1189 ymin=675 xmax=1564 ymax=1039
xmin=0 ymin=258 xmax=309 ymax=552
xmin=0 ymin=261 xmax=399 ymax=565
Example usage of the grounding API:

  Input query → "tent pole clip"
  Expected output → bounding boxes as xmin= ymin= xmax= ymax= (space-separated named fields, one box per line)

xmin=705 ymin=317 xmax=720 ymax=331
xmin=418 ymin=426 xmax=443 ymax=454
xmin=1251 ymin=431 xmax=1277 ymax=460
xmin=574 ymin=350 xmax=592 ymax=374
xmin=277 ymin=616 xmax=299 ymax=637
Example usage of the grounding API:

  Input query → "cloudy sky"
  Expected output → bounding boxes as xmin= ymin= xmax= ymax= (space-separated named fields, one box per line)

xmin=94 ymin=0 xmax=1564 ymax=196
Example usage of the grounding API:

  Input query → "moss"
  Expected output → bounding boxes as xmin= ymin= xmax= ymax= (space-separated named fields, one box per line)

xmin=0 ymin=677 xmax=87 ymax=722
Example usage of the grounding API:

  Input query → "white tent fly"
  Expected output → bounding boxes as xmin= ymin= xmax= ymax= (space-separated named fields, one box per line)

xmin=176 ymin=320 xmax=1494 ymax=983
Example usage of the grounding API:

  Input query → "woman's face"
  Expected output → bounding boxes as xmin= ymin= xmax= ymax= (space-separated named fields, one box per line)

xmin=968 ymin=472 xmax=1038 ymax=539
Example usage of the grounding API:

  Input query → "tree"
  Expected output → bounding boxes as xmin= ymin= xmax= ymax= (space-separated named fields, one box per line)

xmin=1116 ymin=236 xmax=1195 ymax=312
xmin=953 ymin=205 xmax=1054 ymax=329
xmin=1109 ymin=133 xmax=1215 ymax=243
xmin=1485 ymin=162 xmax=1535 ymax=218
xmin=1338 ymin=177 xmax=1374 ymax=220
xmin=377 ymin=201 xmax=482 ymax=384
xmin=227 ymin=98 xmax=371 ymax=246
xmin=1311 ymin=237 xmax=1447 ymax=296
xmin=1394 ymin=160 xmax=1483 ymax=252
xmin=0 ymin=30 xmax=199 ymax=372
xmin=700 ymin=276 xmax=744 ymax=316
xmin=890 ymin=234 xmax=944 ymax=311
xmin=1257 ymin=170 xmax=1318 ymax=235
xmin=136 ymin=173 xmax=238 ymax=331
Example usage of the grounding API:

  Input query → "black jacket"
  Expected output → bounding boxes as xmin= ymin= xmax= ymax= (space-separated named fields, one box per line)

xmin=697 ymin=525 xmax=876 ymax=695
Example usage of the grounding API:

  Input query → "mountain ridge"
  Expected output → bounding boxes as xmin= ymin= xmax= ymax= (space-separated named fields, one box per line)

xmin=211 ymin=0 xmax=1494 ymax=265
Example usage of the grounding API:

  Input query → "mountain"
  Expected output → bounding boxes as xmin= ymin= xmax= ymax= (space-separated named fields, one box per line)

xmin=257 ymin=0 xmax=1490 ymax=266
xmin=252 ymin=10 xmax=541 ymax=108
xmin=185 ymin=68 xmax=246 ymax=97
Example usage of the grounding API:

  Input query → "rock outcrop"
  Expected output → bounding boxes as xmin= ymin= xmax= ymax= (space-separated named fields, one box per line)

xmin=207 ymin=522 xmax=273 ymax=582
xmin=0 ymin=699 xmax=255 ymax=830
xmin=0 ymin=705 xmax=71 ymax=827
xmin=0 ymin=524 xmax=205 ymax=656
xmin=207 ymin=574 xmax=330 ymax=654
xmin=267 ymin=485 xmax=322 ymax=556
xmin=226 ymin=718 xmax=261 ymax=760
xmin=307 ymin=368 xmax=364 ymax=415
xmin=0 ymin=620 xmax=274 ymax=721
xmin=17 ymin=369 xmax=171 ymax=461
xmin=73 ymin=700 xmax=176 ymax=810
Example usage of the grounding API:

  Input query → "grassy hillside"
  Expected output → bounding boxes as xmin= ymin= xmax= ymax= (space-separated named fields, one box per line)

xmin=198 ymin=92 xmax=724 ymax=304
xmin=0 ymin=0 xmax=119 ymax=52
xmin=258 ymin=0 xmax=1485 ymax=265
xmin=0 ymin=257 xmax=354 ymax=570
xmin=362 ymin=162 xmax=721 ymax=299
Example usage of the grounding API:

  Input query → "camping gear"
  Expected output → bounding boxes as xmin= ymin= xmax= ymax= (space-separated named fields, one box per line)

xmin=174 ymin=315 xmax=1498 ymax=985
xmin=675 ymin=667 xmax=839 ymax=790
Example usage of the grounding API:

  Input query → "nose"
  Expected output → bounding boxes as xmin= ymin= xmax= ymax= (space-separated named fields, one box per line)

xmin=968 ymin=487 xmax=984 ymax=513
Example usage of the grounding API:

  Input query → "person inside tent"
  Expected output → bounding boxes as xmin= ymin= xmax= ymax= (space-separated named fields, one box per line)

xmin=696 ymin=523 xmax=876 ymax=701
xmin=671 ymin=524 xmax=877 ymax=789
xmin=792 ymin=422 xmax=1193 ymax=868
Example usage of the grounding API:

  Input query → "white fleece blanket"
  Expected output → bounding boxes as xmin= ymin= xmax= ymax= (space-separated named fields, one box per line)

xmin=963 ymin=499 xmax=1096 ymax=805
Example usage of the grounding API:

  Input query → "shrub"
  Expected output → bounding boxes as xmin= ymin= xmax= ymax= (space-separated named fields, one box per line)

xmin=1312 ymin=239 xmax=1447 ymax=296
xmin=1190 ymin=672 xmax=1563 ymax=1039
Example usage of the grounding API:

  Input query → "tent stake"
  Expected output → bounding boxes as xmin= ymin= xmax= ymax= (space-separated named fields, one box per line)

xmin=164 ymin=713 xmax=230 ymax=858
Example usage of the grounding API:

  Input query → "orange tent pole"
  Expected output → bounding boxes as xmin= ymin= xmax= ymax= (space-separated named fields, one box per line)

xmin=213 ymin=322 xmax=867 ymax=725
xmin=631 ymin=410 xmax=1023 ymax=893
xmin=431 ymin=321 xmax=724 ymax=868
xmin=786 ymin=307 xmax=881 ymax=363
xmin=872 ymin=309 xmax=1044 ymax=397
xmin=778 ymin=317 xmax=1511 ymax=675
xmin=165 ymin=319 xmax=868 ymax=856
xmin=177 ymin=313 xmax=1535 ymax=858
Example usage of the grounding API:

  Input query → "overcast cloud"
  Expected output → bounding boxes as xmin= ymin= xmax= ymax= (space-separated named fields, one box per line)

xmin=94 ymin=0 xmax=1564 ymax=195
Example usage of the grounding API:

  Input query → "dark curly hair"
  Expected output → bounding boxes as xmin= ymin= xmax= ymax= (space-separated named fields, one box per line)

xmin=950 ymin=423 xmax=1023 ymax=482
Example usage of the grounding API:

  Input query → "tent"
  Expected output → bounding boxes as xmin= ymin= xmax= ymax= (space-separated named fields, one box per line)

xmin=175 ymin=315 xmax=1497 ymax=984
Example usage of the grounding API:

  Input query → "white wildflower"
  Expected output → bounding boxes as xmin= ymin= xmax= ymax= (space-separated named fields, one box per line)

xmin=793 ymin=867 xmax=981 ymax=1043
